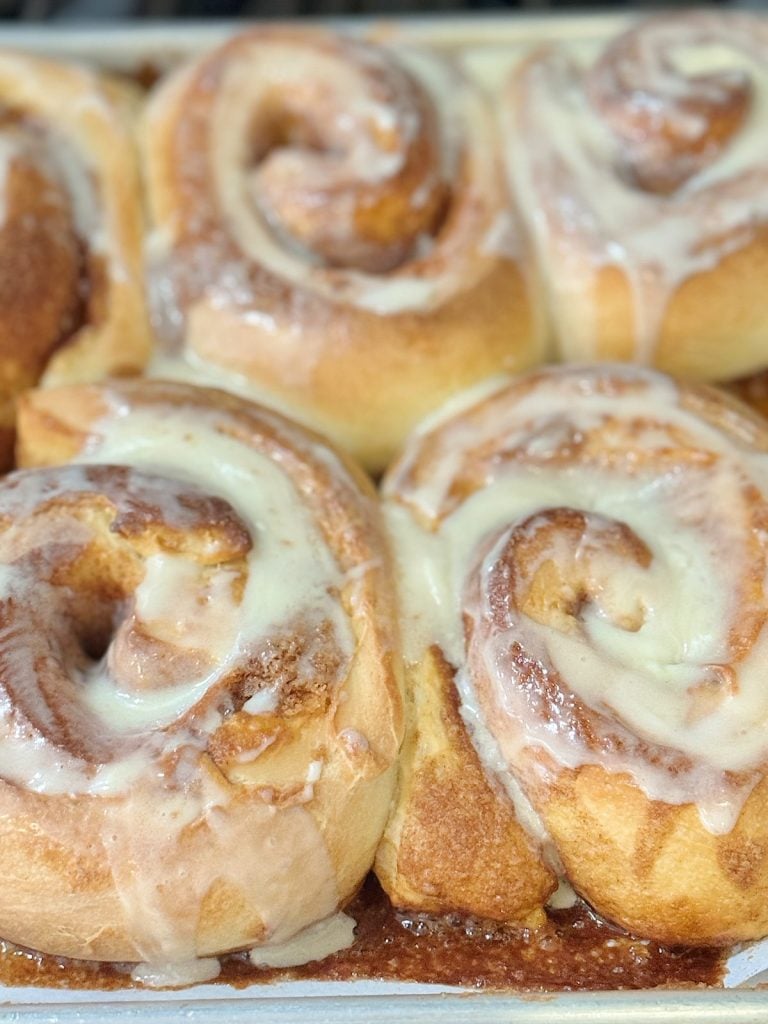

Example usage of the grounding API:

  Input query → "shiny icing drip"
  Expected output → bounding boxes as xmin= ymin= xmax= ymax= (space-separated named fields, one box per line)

xmin=385 ymin=365 xmax=768 ymax=836
xmin=504 ymin=13 xmax=768 ymax=362
xmin=249 ymin=910 xmax=356 ymax=968
xmin=0 ymin=396 xmax=371 ymax=966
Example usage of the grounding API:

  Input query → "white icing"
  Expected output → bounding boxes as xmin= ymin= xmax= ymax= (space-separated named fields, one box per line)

xmin=206 ymin=41 xmax=445 ymax=309
xmin=479 ymin=210 xmax=521 ymax=261
xmin=0 ymin=411 xmax=353 ymax=794
xmin=242 ymin=688 xmax=279 ymax=715
xmin=131 ymin=956 xmax=221 ymax=988
xmin=455 ymin=666 xmax=559 ymax=861
xmin=100 ymin=770 xmax=339 ymax=963
xmin=249 ymin=911 xmax=356 ymax=969
xmin=346 ymin=275 xmax=441 ymax=316
xmin=45 ymin=130 xmax=101 ymax=247
xmin=547 ymin=877 xmax=579 ymax=910
xmin=0 ymin=121 xmax=99 ymax=251
xmin=149 ymin=37 xmax=512 ymax=333
xmin=0 ymin=391 xmax=375 ymax=964
xmin=77 ymin=409 xmax=351 ymax=743
xmin=504 ymin=14 xmax=768 ymax=365
xmin=386 ymin=366 xmax=768 ymax=835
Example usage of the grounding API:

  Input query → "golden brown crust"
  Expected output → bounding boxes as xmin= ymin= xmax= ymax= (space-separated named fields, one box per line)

xmin=585 ymin=233 xmax=768 ymax=380
xmin=142 ymin=27 xmax=546 ymax=471
xmin=3 ymin=380 xmax=402 ymax=962
xmin=0 ymin=51 xmax=149 ymax=467
xmin=375 ymin=646 xmax=554 ymax=923
xmin=539 ymin=768 xmax=768 ymax=946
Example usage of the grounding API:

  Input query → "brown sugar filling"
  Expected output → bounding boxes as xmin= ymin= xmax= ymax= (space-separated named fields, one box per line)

xmin=0 ymin=110 xmax=102 ymax=396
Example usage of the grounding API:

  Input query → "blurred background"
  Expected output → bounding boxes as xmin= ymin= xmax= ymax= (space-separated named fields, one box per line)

xmin=0 ymin=0 xmax=755 ymax=19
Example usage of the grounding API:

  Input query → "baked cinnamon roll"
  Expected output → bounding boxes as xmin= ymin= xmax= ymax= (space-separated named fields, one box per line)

xmin=142 ymin=27 xmax=546 ymax=472
xmin=377 ymin=364 xmax=768 ymax=945
xmin=0 ymin=51 xmax=149 ymax=466
xmin=504 ymin=12 xmax=768 ymax=382
xmin=2 ymin=381 xmax=401 ymax=972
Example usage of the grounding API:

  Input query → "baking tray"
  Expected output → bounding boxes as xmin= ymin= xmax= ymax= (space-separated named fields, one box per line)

xmin=1 ymin=14 xmax=767 ymax=1023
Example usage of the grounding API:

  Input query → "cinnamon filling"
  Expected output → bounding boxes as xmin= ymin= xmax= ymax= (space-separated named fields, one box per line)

xmin=588 ymin=22 xmax=753 ymax=194
xmin=243 ymin=76 xmax=448 ymax=273
xmin=0 ymin=110 xmax=102 ymax=394
xmin=148 ymin=30 xmax=488 ymax=348
xmin=0 ymin=465 xmax=252 ymax=767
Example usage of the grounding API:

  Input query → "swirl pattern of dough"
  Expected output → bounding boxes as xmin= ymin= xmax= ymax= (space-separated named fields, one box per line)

xmin=379 ymin=363 xmax=768 ymax=945
xmin=1 ymin=380 xmax=401 ymax=969
xmin=0 ymin=50 xmax=149 ymax=465
xmin=504 ymin=12 xmax=768 ymax=381
xmin=142 ymin=27 xmax=545 ymax=471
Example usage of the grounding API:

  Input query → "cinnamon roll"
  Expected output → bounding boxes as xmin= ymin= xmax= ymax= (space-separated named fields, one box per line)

xmin=142 ymin=27 xmax=546 ymax=472
xmin=2 ymin=380 xmax=401 ymax=971
xmin=504 ymin=12 xmax=768 ymax=382
xmin=0 ymin=51 xmax=149 ymax=467
xmin=378 ymin=364 xmax=768 ymax=945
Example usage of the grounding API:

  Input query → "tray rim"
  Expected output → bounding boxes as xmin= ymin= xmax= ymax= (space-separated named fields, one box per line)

xmin=6 ymin=988 xmax=768 ymax=1023
xmin=0 ymin=12 xmax=635 ymax=68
